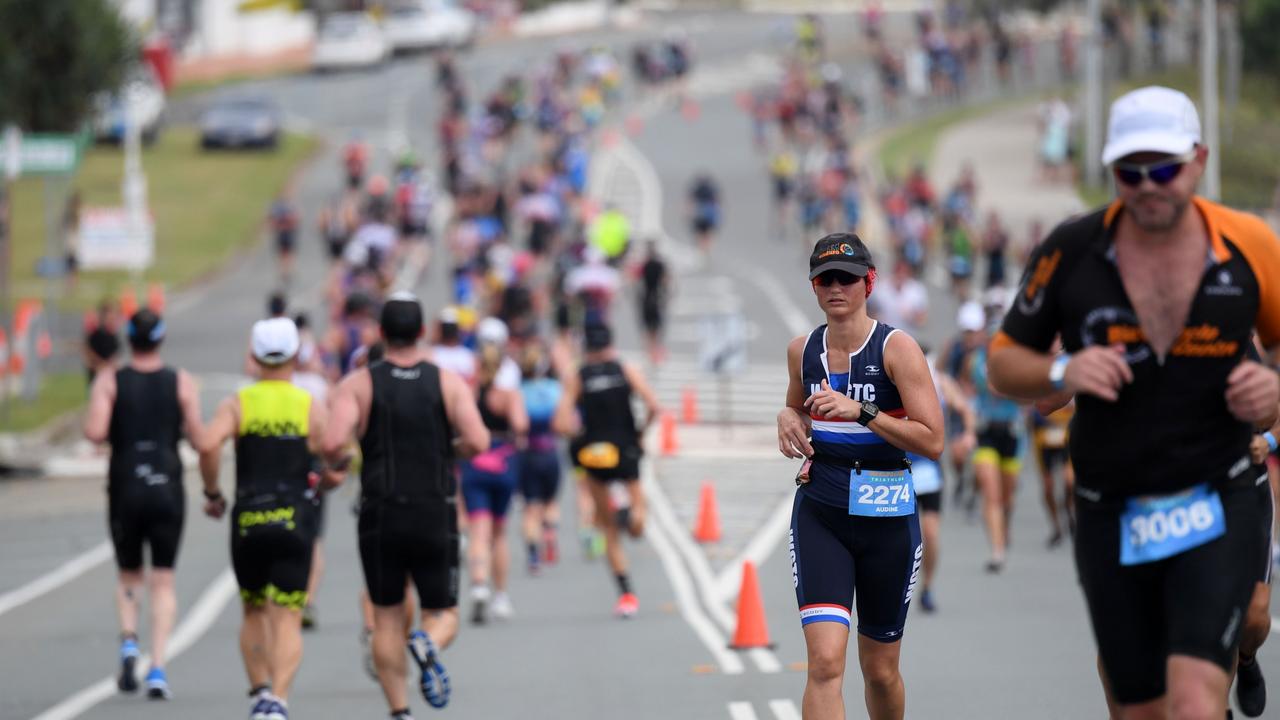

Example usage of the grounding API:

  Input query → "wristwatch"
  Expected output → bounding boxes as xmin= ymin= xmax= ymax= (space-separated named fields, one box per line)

xmin=857 ymin=401 xmax=880 ymax=427
xmin=1048 ymin=354 xmax=1071 ymax=391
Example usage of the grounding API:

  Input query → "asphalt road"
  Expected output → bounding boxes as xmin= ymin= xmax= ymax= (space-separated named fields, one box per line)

xmin=5 ymin=7 xmax=1280 ymax=720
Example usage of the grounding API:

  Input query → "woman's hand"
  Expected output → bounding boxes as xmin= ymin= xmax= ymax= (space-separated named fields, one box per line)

xmin=803 ymin=379 xmax=860 ymax=421
xmin=777 ymin=407 xmax=813 ymax=459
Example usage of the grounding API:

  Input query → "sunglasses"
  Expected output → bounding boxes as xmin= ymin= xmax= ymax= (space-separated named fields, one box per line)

xmin=1112 ymin=152 xmax=1195 ymax=187
xmin=812 ymin=270 xmax=864 ymax=287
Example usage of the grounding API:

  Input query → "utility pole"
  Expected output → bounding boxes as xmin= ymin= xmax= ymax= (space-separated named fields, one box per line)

xmin=1084 ymin=0 xmax=1104 ymax=189
xmin=1201 ymin=0 xmax=1220 ymax=200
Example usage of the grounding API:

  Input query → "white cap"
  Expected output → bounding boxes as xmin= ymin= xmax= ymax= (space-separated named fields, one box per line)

xmin=957 ymin=301 xmax=985 ymax=333
xmin=476 ymin=317 xmax=509 ymax=346
xmin=1101 ymin=86 xmax=1201 ymax=165
xmin=251 ymin=317 xmax=300 ymax=365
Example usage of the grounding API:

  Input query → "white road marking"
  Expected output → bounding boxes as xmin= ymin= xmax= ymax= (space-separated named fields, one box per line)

xmin=0 ymin=541 xmax=112 ymax=620
xmin=1271 ymin=615 xmax=1280 ymax=634
xmin=643 ymin=460 xmax=746 ymax=675
xmin=31 ymin=568 xmax=237 ymax=720
xmin=768 ymin=698 xmax=802 ymax=720
xmin=728 ymin=701 xmax=760 ymax=720
xmin=715 ymin=494 xmax=794 ymax=603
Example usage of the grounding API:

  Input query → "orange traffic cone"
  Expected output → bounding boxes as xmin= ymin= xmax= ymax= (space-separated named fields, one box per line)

xmin=147 ymin=283 xmax=166 ymax=314
xmin=693 ymin=482 xmax=722 ymax=543
xmin=681 ymin=386 xmax=699 ymax=424
xmin=120 ymin=286 xmax=138 ymax=319
xmin=730 ymin=561 xmax=773 ymax=649
xmin=660 ymin=412 xmax=679 ymax=456
xmin=601 ymin=128 xmax=620 ymax=149
xmin=35 ymin=330 xmax=52 ymax=360
xmin=681 ymin=98 xmax=701 ymax=122
xmin=624 ymin=114 xmax=643 ymax=137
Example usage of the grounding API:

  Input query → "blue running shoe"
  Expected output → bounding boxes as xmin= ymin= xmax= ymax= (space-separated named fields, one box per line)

xmin=250 ymin=695 xmax=272 ymax=720
xmin=117 ymin=638 xmax=140 ymax=693
xmin=920 ymin=589 xmax=937 ymax=614
xmin=408 ymin=630 xmax=451 ymax=709
xmin=145 ymin=667 xmax=172 ymax=700
xmin=264 ymin=698 xmax=288 ymax=720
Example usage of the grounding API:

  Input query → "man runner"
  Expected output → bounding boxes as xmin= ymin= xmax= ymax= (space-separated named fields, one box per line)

xmin=323 ymin=293 xmax=490 ymax=719
xmin=988 ymin=86 xmax=1280 ymax=719
xmin=199 ymin=318 xmax=333 ymax=720
xmin=554 ymin=322 xmax=660 ymax=617
xmin=83 ymin=309 xmax=205 ymax=700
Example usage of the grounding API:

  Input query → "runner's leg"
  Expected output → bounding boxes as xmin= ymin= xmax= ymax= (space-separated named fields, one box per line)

xmin=802 ymin=623 xmax=850 ymax=720
xmin=240 ymin=602 xmax=271 ymax=690
xmin=266 ymin=603 xmax=303 ymax=701
xmin=858 ymin=635 xmax=905 ymax=720
xmin=148 ymin=569 xmax=176 ymax=667
xmin=372 ymin=604 xmax=411 ymax=710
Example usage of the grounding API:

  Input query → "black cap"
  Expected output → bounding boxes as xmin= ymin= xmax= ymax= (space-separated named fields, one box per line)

xmin=380 ymin=292 xmax=424 ymax=345
xmin=126 ymin=309 xmax=166 ymax=351
xmin=808 ymin=233 xmax=874 ymax=280
xmin=584 ymin=323 xmax=612 ymax=351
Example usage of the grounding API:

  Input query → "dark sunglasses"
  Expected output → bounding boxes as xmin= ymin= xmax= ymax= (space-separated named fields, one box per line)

xmin=812 ymin=270 xmax=864 ymax=287
xmin=1112 ymin=152 xmax=1194 ymax=187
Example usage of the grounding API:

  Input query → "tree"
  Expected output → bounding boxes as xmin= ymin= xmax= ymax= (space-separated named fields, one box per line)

xmin=0 ymin=0 xmax=133 ymax=133
xmin=1240 ymin=0 xmax=1280 ymax=75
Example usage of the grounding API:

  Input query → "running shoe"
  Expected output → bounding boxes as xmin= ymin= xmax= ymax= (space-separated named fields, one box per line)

xmin=920 ymin=589 xmax=937 ymax=614
xmin=360 ymin=628 xmax=378 ymax=681
xmin=984 ymin=558 xmax=1005 ymax=574
xmin=145 ymin=667 xmax=172 ymax=700
xmin=470 ymin=584 xmax=490 ymax=625
xmin=250 ymin=696 xmax=272 ymax=720
xmin=264 ymin=698 xmax=288 ymax=720
xmin=614 ymin=592 xmax=639 ymax=619
xmin=492 ymin=592 xmax=514 ymax=620
xmin=117 ymin=637 xmax=140 ymax=693
xmin=408 ymin=630 xmax=451 ymax=709
xmin=301 ymin=604 xmax=317 ymax=631
xmin=543 ymin=529 xmax=559 ymax=565
xmin=1046 ymin=530 xmax=1065 ymax=549
xmin=1237 ymin=655 xmax=1267 ymax=717
xmin=390 ymin=711 xmax=415 ymax=720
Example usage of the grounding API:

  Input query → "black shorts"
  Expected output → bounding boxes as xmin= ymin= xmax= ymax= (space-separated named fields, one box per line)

xmin=574 ymin=440 xmax=642 ymax=482
xmin=231 ymin=497 xmax=316 ymax=609
xmin=325 ymin=236 xmax=346 ymax=260
xmin=275 ymin=231 xmax=296 ymax=254
xmin=1038 ymin=445 xmax=1070 ymax=472
xmin=1256 ymin=466 xmax=1274 ymax=585
xmin=773 ymin=177 xmax=794 ymax=201
xmin=1075 ymin=481 xmax=1265 ymax=704
xmin=977 ymin=422 xmax=1019 ymax=461
xmin=358 ymin=500 xmax=459 ymax=610
xmin=519 ymin=450 xmax=562 ymax=503
xmin=692 ymin=217 xmax=716 ymax=235
xmin=108 ymin=482 xmax=185 ymax=571
xmin=917 ymin=491 xmax=941 ymax=514
xmin=641 ymin=297 xmax=663 ymax=332
xmin=400 ymin=221 xmax=429 ymax=239
xmin=789 ymin=490 xmax=922 ymax=642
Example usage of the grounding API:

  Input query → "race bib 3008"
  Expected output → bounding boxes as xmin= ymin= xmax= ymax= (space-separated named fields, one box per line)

xmin=1119 ymin=483 xmax=1225 ymax=566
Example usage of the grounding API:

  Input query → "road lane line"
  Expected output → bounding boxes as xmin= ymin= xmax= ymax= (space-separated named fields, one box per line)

xmin=644 ymin=457 xmax=782 ymax=673
xmin=643 ymin=466 xmax=746 ymax=675
xmin=768 ymin=699 xmax=801 ymax=720
xmin=0 ymin=541 xmax=112 ymax=619
xmin=31 ymin=568 xmax=237 ymax=720
xmin=1271 ymin=615 xmax=1280 ymax=634
xmin=715 ymin=494 xmax=793 ymax=603
xmin=728 ymin=701 xmax=760 ymax=720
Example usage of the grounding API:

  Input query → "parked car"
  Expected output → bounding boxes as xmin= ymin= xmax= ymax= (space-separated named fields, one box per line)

xmin=199 ymin=98 xmax=281 ymax=150
xmin=93 ymin=65 xmax=166 ymax=145
xmin=384 ymin=0 xmax=478 ymax=52
xmin=313 ymin=13 xmax=391 ymax=71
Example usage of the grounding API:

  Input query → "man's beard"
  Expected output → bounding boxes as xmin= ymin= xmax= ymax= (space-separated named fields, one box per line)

xmin=1130 ymin=192 xmax=1189 ymax=234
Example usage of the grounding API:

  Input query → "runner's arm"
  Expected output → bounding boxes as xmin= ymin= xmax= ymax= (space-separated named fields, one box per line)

xmin=874 ymin=331 xmax=945 ymax=459
xmin=622 ymin=362 xmax=660 ymax=432
xmin=82 ymin=370 xmax=116 ymax=444
xmin=442 ymin=368 xmax=489 ymax=458
xmin=307 ymin=394 xmax=343 ymax=489
xmin=778 ymin=335 xmax=812 ymax=459
xmin=198 ymin=396 xmax=238 ymax=497
xmin=176 ymin=370 xmax=205 ymax=447
xmin=553 ymin=371 xmax=581 ymax=436
xmin=321 ymin=371 xmax=365 ymax=468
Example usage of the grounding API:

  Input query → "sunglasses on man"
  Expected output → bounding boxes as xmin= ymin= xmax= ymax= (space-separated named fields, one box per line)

xmin=1111 ymin=150 xmax=1196 ymax=188
xmin=812 ymin=270 xmax=865 ymax=287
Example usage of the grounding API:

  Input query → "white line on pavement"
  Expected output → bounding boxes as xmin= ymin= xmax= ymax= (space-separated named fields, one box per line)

xmin=727 ymin=701 xmax=759 ymax=720
xmin=0 ymin=541 xmax=112 ymax=620
xmin=31 ymin=568 xmax=237 ymax=720
xmin=645 ymin=457 xmax=782 ymax=674
xmin=1271 ymin=615 xmax=1280 ymax=634
xmin=714 ymin=494 xmax=794 ymax=603
xmin=768 ymin=698 xmax=802 ymax=720
xmin=643 ymin=462 xmax=746 ymax=675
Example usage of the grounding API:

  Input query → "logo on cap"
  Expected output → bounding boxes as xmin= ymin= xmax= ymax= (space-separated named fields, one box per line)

xmin=818 ymin=243 xmax=856 ymax=260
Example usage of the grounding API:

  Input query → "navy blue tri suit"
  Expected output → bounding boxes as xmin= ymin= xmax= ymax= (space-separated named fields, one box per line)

xmin=790 ymin=321 xmax=923 ymax=642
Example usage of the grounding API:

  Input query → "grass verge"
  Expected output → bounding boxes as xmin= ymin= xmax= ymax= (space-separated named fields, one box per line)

xmin=0 ymin=373 xmax=85 ymax=434
xmin=10 ymin=127 xmax=318 ymax=310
